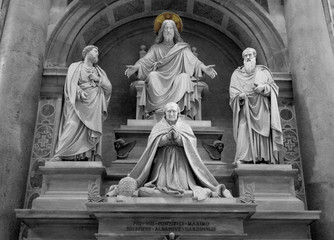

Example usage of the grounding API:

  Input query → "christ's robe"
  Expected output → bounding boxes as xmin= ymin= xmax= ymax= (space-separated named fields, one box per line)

xmin=136 ymin=42 xmax=204 ymax=118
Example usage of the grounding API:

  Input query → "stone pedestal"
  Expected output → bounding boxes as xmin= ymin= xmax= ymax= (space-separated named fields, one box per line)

xmin=16 ymin=162 xmax=321 ymax=240
xmin=15 ymin=210 xmax=98 ymax=240
xmin=32 ymin=161 xmax=106 ymax=210
xmin=232 ymin=164 xmax=304 ymax=210
xmin=245 ymin=210 xmax=320 ymax=240
xmin=16 ymin=161 xmax=106 ymax=240
xmin=87 ymin=197 xmax=256 ymax=240
xmin=232 ymin=164 xmax=320 ymax=239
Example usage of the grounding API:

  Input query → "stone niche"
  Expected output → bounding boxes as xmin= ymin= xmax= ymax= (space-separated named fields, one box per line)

xmin=15 ymin=7 xmax=317 ymax=239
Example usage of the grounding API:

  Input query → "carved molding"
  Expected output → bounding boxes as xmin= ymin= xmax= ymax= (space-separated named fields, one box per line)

xmin=40 ymin=67 xmax=67 ymax=97
xmin=273 ymin=72 xmax=293 ymax=99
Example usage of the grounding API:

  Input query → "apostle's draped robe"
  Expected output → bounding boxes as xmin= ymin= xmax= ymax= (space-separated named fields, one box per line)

xmin=128 ymin=117 xmax=231 ymax=200
xmin=229 ymin=65 xmax=283 ymax=163
xmin=136 ymin=42 xmax=203 ymax=118
xmin=54 ymin=62 xmax=112 ymax=160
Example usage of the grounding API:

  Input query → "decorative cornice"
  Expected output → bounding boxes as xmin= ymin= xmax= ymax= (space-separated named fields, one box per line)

xmin=41 ymin=68 xmax=67 ymax=97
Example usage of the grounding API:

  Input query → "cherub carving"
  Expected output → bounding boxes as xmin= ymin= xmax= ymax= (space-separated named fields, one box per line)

xmin=202 ymin=140 xmax=224 ymax=160
xmin=114 ymin=138 xmax=136 ymax=159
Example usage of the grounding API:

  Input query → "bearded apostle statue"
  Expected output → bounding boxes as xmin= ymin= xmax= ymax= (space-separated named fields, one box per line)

xmin=125 ymin=12 xmax=217 ymax=119
xmin=229 ymin=47 xmax=283 ymax=165
xmin=52 ymin=45 xmax=112 ymax=161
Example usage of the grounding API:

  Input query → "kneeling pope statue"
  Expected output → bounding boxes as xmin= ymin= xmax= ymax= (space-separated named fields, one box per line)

xmin=107 ymin=102 xmax=232 ymax=201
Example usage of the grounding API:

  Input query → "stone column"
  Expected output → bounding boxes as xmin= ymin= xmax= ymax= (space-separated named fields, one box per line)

xmin=0 ymin=1 xmax=50 ymax=240
xmin=284 ymin=1 xmax=334 ymax=239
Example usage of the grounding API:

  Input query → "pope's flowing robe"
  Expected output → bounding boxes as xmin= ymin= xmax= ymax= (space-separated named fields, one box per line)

xmin=54 ymin=62 xmax=112 ymax=160
xmin=136 ymin=42 xmax=204 ymax=118
xmin=129 ymin=117 xmax=231 ymax=200
xmin=229 ymin=65 xmax=283 ymax=163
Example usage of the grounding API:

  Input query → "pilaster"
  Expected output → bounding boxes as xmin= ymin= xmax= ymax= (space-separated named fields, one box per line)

xmin=0 ymin=1 xmax=51 ymax=240
xmin=284 ymin=0 xmax=334 ymax=239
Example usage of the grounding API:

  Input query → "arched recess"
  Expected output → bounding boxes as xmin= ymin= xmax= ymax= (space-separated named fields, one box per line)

xmin=44 ymin=0 xmax=289 ymax=160
xmin=45 ymin=0 xmax=288 ymax=71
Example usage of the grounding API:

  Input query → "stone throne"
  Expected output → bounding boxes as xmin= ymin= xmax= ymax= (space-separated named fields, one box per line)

xmin=130 ymin=44 xmax=209 ymax=121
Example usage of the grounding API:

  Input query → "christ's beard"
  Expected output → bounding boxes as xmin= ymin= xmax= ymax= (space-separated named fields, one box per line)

xmin=164 ymin=35 xmax=174 ymax=43
xmin=244 ymin=59 xmax=256 ymax=74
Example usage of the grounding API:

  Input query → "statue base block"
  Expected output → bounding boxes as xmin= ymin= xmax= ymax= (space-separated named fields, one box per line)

xmin=232 ymin=164 xmax=305 ymax=210
xmin=32 ymin=161 xmax=106 ymax=210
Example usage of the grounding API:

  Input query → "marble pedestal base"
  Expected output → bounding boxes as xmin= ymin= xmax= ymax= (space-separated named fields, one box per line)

xmin=15 ymin=160 xmax=320 ymax=240
xmin=16 ymin=161 xmax=106 ymax=240
xmin=87 ymin=197 xmax=255 ymax=240
xmin=35 ymin=162 xmax=106 ymax=209
xmin=232 ymin=164 xmax=304 ymax=210
xmin=32 ymin=161 xmax=106 ymax=211
xmin=232 ymin=164 xmax=320 ymax=239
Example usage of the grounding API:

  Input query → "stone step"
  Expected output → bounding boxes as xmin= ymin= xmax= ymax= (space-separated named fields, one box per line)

xmin=126 ymin=118 xmax=213 ymax=127
xmin=106 ymin=159 xmax=233 ymax=180
xmin=114 ymin=120 xmax=225 ymax=161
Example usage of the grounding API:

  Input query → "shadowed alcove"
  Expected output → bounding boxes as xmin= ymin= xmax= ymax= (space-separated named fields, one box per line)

xmin=44 ymin=0 xmax=288 ymax=163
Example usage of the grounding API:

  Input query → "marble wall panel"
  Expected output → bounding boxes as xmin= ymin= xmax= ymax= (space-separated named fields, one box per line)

xmin=151 ymin=0 xmax=187 ymax=12
xmin=113 ymin=0 xmax=145 ymax=22
xmin=193 ymin=1 xmax=224 ymax=25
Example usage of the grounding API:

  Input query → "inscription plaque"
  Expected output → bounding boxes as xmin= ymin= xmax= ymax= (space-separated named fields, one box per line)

xmin=126 ymin=220 xmax=216 ymax=232
xmin=87 ymin=198 xmax=256 ymax=240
